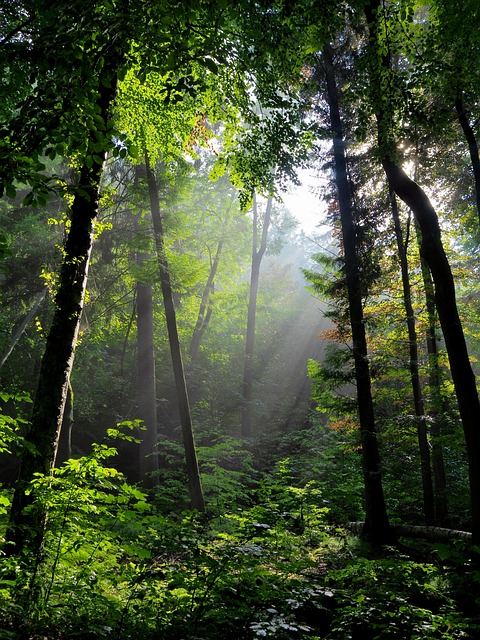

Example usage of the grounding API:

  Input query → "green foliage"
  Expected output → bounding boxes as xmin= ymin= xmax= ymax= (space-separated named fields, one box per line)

xmin=3 ymin=0 xmax=480 ymax=638
xmin=1 ymin=424 xmax=480 ymax=639
xmin=0 ymin=231 xmax=11 ymax=265
xmin=325 ymin=554 xmax=473 ymax=639
xmin=0 ymin=391 xmax=31 ymax=457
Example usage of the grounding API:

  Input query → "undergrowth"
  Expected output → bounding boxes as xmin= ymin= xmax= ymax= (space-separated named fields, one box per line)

xmin=0 ymin=427 xmax=479 ymax=639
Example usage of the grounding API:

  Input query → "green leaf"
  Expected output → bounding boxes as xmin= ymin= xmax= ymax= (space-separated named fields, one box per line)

xmin=128 ymin=143 xmax=139 ymax=159
xmin=203 ymin=57 xmax=219 ymax=74
xmin=5 ymin=184 xmax=16 ymax=199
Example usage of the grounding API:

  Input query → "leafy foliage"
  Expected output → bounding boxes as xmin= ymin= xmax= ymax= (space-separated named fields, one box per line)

xmin=1 ymin=429 xmax=479 ymax=639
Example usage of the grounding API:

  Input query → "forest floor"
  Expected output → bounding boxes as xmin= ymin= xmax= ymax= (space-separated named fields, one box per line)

xmin=1 ymin=458 xmax=480 ymax=640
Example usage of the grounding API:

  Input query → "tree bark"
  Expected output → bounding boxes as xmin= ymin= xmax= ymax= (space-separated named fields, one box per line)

xmin=136 ymin=251 xmax=159 ymax=487
xmin=389 ymin=190 xmax=435 ymax=525
xmin=365 ymin=0 xmax=480 ymax=544
xmin=6 ymin=76 xmax=117 ymax=557
xmin=145 ymin=157 xmax=205 ymax=512
xmin=455 ymin=93 xmax=480 ymax=225
xmin=323 ymin=44 xmax=393 ymax=545
xmin=241 ymin=194 xmax=272 ymax=438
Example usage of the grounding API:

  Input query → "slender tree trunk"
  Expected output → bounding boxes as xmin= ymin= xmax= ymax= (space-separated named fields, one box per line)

xmin=390 ymin=190 xmax=435 ymax=525
xmin=136 ymin=251 xmax=159 ymax=487
xmin=455 ymin=93 xmax=480 ymax=225
xmin=0 ymin=288 xmax=47 ymax=369
xmin=241 ymin=194 xmax=272 ymax=438
xmin=6 ymin=76 xmax=117 ymax=557
xmin=145 ymin=157 xmax=204 ymax=512
xmin=189 ymin=238 xmax=224 ymax=362
xmin=366 ymin=0 xmax=480 ymax=544
xmin=412 ymin=157 xmax=450 ymax=525
xmin=417 ymin=227 xmax=449 ymax=525
xmin=323 ymin=45 xmax=392 ymax=545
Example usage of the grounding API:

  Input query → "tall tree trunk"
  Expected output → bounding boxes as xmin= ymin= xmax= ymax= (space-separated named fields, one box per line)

xmin=189 ymin=238 xmax=224 ymax=362
xmin=366 ymin=0 xmax=480 ymax=544
xmin=145 ymin=157 xmax=205 ymax=512
xmin=455 ymin=93 xmax=480 ymax=225
xmin=136 ymin=251 xmax=159 ymax=487
xmin=6 ymin=76 xmax=117 ymax=557
xmin=390 ymin=190 xmax=435 ymax=525
xmin=417 ymin=227 xmax=449 ymax=525
xmin=241 ymin=194 xmax=272 ymax=438
xmin=0 ymin=288 xmax=47 ymax=369
xmin=412 ymin=155 xmax=450 ymax=525
xmin=323 ymin=45 xmax=392 ymax=545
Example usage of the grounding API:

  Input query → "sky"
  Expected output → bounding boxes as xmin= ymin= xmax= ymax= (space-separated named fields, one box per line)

xmin=281 ymin=168 xmax=327 ymax=234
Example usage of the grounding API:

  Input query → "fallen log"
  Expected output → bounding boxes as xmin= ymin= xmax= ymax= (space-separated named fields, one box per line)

xmin=347 ymin=522 xmax=472 ymax=543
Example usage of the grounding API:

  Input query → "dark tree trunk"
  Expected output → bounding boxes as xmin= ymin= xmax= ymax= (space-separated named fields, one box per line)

xmin=241 ymin=194 xmax=272 ymax=438
xmin=323 ymin=44 xmax=393 ymax=545
xmin=365 ymin=0 xmax=480 ymax=544
xmin=189 ymin=239 xmax=224 ymax=362
xmin=455 ymin=93 xmax=480 ymax=225
xmin=417 ymin=226 xmax=449 ymax=525
xmin=390 ymin=190 xmax=435 ymax=525
xmin=6 ymin=77 xmax=117 ymax=557
xmin=145 ymin=158 xmax=205 ymax=512
xmin=136 ymin=252 xmax=159 ymax=487
xmin=382 ymin=156 xmax=480 ymax=542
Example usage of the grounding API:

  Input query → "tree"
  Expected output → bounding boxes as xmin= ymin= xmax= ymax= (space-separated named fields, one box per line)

xmin=364 ymin=0 xmax=480 ymax=544
xmin=322 ymin=44 xmax=392 ymax=545
xmin=7 ymin=69 xmax=119 ymax=556
xmin=389 ymin=191 xmax=435 ymax=525
xmin=424 ymin=0 xmax=480 ymax=227
xmin=5 ymin=0 xmax=234 ymax=555
xmin=241 ymin=194 xmax=273 ymax=438
xmin=136 ymin=244 xmax=159 ymax=487
xmin=145 ymin=158 xmax=205 ymax=511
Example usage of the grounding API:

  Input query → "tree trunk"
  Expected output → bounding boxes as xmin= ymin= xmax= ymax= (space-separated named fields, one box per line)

xmin=323 ymin=44 xmax=393 ymax=545
xmin=366 ymin=0 xmax=480 ymax=544
xmin=383 ymin=158 xmax=480 ymax=541
xmin=241 ymin=194 xmax=272 ymax=438
xmin=6 ymin=76 xmax=117 ymax=557
xmin=0 ymin=288 xmax=47 ymax=369
xmin=417 ymin=225 xmax=449 ymax=525
xmin=189 ymin=238 xmax=224 ymax=362
xmin=136 ymin=251 xmax=159 ymax=487
xmin=455 ymin=93 xmax=480 ymax=225
xmin=390 ymin=190 xmax=435 ymax=525
xmin=145 ymin=157 xmax=205 ymax=512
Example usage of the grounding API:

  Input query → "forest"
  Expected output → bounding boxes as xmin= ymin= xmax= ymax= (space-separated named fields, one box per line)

xmin=1 ymin=0 xmax=480 ymax=637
